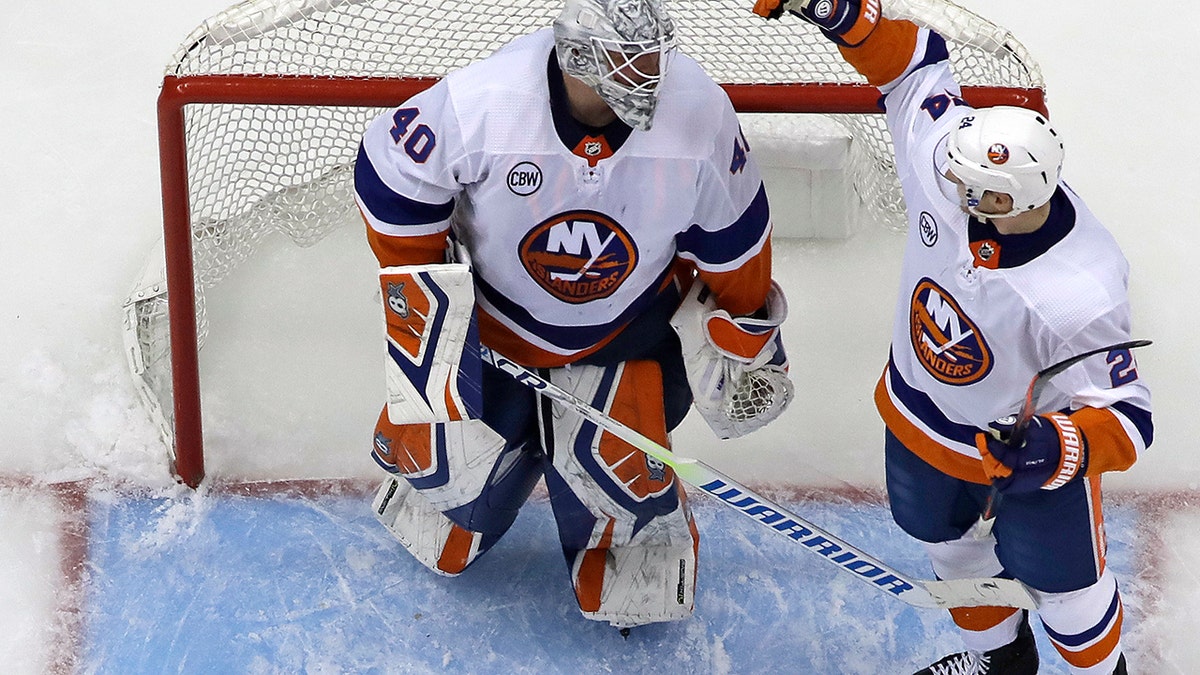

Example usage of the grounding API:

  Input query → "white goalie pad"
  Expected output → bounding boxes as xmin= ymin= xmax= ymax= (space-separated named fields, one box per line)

xmin=670 ymin=281 xmax=794 ymax=439
xmin=537 ymin=362 xmax=699 ymax=627
xmin=371 ymin=475 xmax=484 ymax=577
xmin=380 ymin=264 xmax=482 ymax=424
xmin=573 ymin=542 xmax=697 ymax=628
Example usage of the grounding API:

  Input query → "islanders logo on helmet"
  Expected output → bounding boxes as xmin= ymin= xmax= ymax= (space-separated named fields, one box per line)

xmin=519 ymin=209 xmax=638 ymax=304
xmin=987 ymin=143 xmax=1010 ymax=164
xmin=909 ymin=278 xmax=993 ymax=385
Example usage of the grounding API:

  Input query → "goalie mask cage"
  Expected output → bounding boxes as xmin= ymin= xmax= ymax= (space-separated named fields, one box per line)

xmin=130 ymin=0 xmax=1045 ymax=487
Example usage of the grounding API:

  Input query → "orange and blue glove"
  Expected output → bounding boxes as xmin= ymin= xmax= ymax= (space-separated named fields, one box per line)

xmin=976 ymin=412 xmax=1089 ymax=494
xmin=751 ymin=0 xmax=882 ymax=47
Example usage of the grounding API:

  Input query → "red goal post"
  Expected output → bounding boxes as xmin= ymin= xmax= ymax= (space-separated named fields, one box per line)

xmin=136 ymin=0 xmax=1046 ymax=487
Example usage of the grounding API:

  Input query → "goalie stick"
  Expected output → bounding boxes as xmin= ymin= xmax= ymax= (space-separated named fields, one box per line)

xmin=974 ymin=339 xmax=1153 ymax=538
xmin=480 ymin=345 xmax=1036 ymax=610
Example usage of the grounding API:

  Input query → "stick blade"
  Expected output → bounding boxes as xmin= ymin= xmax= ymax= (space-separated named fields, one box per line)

xmin=923 ymin=578 xmax=1038 ymax=609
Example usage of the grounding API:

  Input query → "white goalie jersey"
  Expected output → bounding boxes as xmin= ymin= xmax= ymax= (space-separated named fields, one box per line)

xmin=355 ymin=28 xmax=772 ymax=369
xmin=869 ymin=28 xmax=1153 ymax=483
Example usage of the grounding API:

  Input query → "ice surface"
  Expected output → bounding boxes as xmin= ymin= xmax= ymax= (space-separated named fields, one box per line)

xmin=80 ymin=484 xmax=1134 ymax=674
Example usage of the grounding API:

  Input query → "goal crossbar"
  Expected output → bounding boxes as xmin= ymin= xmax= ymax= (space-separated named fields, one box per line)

xmin=157 ymin=73 xmax=1045 ymax=487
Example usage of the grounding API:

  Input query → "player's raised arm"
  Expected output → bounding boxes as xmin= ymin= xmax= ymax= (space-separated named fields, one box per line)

xmin=753 ymin=0 xmax=881 ymax=46
xmin=754 ymin=0 xmax=923 ymax=88
xmin=750 ymin=0 xmax=952 ymax=169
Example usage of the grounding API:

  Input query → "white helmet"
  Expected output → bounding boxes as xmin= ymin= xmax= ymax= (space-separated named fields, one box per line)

xmin=946 ymin=106 xmax=1065 ymax=218
xmin=553 ymin=0 xmax=676 ymax=131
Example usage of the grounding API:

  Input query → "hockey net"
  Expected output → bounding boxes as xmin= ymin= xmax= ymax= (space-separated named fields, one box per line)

xmin=127 ymin=0 xmax=1045 ymax=486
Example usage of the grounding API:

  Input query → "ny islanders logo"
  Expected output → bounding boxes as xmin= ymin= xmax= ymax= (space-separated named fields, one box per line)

xmin=909 ymin=278 xmax=992 ymax=385
xmin=519 ymin=210 xmax=637 ymax=303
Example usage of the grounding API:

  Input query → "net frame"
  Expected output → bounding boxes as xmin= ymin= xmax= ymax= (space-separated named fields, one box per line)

xmin=132 ymin=0 xmax=1046 ymax=486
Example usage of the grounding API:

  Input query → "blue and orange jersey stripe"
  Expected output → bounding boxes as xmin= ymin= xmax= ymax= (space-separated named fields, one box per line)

xmin=874 ymin=358 xmax=990 ymax=484
xmin=366 ymin=221 xmax=447 ymax=266
xmin=878 ymin=355 xmax=1151 ymax=485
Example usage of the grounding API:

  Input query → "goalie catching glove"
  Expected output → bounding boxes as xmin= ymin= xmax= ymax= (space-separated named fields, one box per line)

xmin=751 ymin=0 xmax=881 ymax=47
xmin=976 ymin=413 xmax=1088 ymax=494
xmin=670 ymin=280 xmax=793 ymax=439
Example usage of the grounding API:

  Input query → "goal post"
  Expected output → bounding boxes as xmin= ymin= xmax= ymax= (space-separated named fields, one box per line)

xmin=135 ymin=0 xmax=1046 ymax=487
xmin=154 ymin=75 xmax=440 ymax=486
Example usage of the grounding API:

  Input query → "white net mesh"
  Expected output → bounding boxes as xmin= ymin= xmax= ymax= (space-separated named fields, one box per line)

xmin=127 ymin=0 xmax=1043 ymax=458
xmin=725 ymin=364 xmax=794 ymax=437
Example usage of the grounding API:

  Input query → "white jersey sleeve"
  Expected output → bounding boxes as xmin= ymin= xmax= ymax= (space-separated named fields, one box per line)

xmin=675 ymin=102 xmax=771 ymax=276
xmin=355 ymin=77 xmax=479 ymax=240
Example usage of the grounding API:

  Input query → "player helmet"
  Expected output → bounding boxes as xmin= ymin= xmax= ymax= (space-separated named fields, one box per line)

xmin=553 ymin=0 xmax=677 ymax=131
xmin=946 ymin=106 xmax=1065 ymax=218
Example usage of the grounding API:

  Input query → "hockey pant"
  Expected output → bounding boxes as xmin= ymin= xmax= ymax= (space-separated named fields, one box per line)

xmin=371 ymin=357 xmax=698 ymax=628
xmin=885 ymin=430 xmax=1125 ymax=673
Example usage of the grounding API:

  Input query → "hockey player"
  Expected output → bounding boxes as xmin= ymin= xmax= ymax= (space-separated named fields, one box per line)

xmin=354 ymin=0 xmax=792 ymax=631
xmin=752 ymin=1 xmax=1151 ymax=673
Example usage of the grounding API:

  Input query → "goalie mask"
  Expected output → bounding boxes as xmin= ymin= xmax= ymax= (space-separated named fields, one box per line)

xmin=553 ymin=0 xmax=677 ymax=131
xmin=946 ymin=106 xmax=1065 ymax=218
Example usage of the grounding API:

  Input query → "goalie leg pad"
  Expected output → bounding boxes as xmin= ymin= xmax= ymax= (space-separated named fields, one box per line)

xmin=539 ymin=361 xmax=700 ymax=626
xmin=569 ymin=519 xmax=699 ymax=628
xmin=371 ymin=475 xmax=485 ymax=576
xmin=371 ymin=408 xmax=509 ymax=514
xmin=371 ymin=409 xmax=544 ymax=573
xmin=380 ymin=263 xmax=482 ymax=424
xmin=543 ymin=361 xmax=681 ymax=536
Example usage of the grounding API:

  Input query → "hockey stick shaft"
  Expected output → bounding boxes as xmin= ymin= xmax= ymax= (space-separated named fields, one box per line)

xmin=977 ymin=339 xmax=1152 ymax=527
xmin=481 ymin=345 xmax=1034 ymax=610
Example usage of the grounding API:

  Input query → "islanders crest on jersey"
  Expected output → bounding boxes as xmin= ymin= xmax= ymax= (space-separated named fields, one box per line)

xmin=908 ymin=277 xmax=992 ymax=385
xmin=519 ymin=209 xmax=639 ymax=304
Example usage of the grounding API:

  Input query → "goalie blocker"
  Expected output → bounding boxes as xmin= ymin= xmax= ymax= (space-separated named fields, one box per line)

xmin=379 ymin=263 xmax=483 ymax=424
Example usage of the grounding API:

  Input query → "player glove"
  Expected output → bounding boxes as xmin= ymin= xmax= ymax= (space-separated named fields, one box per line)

xmin=751 ymin=0 xmax=882 ymax=47
xmin=975 ymin=413 xmax=1089 ymax=494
